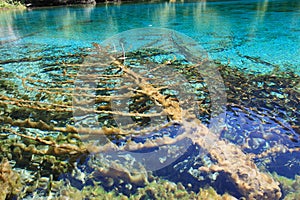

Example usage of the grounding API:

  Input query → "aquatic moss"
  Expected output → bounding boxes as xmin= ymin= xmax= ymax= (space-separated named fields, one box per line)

xmin=272 ymin=173 xmax=300 ymax=200
xmin=132 ymin=180 xmax=234 ymax=200
xmin=0 ymin=158 xmax=22 ymax=199
xmin=50 ymin=178 xmax=235 ymax=200
xmin=58 ymin=184 xmax=127 ymax=200
xmin=1 ymin=41 xmax=299 ymax=199
xmin=0 ymin=128 xmax=87 ymax=179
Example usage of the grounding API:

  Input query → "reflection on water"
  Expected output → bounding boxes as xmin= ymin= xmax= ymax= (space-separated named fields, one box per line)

xmin=1 ymin=0 xmax=298 ymax=74
xmin=0 ymin=9 xmax=26 ymax=43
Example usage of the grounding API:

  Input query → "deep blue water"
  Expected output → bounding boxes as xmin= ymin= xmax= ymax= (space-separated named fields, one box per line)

xmin=0 ymin=0 xmax=300 ymax=198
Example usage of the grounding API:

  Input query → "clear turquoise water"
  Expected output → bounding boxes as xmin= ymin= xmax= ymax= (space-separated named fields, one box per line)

xmin=0 ymin=0 xmax=300 ymax=198
xmin=0 ymin=0 xmax=299 ymax=75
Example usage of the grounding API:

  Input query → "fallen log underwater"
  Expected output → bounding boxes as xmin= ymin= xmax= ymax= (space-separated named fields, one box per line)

xmin=108 ymin=57 xmax=282 ymax=199
xmin=1 ymin=30 xmax=299 ymax=199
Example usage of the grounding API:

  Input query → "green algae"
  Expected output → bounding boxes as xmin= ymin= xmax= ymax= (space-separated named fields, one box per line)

xmin=57 ymin=183 xmax=127 ymax=200
xmin=272 ymin=173 xmax=300 ymax=200
xmin=0 ymin=129 xmax=86 ymax=178
xmin=0 ymin=45 xmax=299 ymax=199
xmin=131 ymin=180 xmax=234 ymax=200
xmin=46 ymin=178 xmax=234 ymax=200
xmin=0 ymin=158 xmax=22 ymax=200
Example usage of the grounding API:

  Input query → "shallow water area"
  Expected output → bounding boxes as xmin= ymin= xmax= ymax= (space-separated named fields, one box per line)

xmin=0 ymin=0 xmax=300 ymax=199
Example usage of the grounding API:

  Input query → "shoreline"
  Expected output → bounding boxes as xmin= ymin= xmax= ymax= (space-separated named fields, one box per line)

xmin=0 ymin=0 xmax=26 ymax=10
xmin=0 ymin=0 xmax=154 ymax=10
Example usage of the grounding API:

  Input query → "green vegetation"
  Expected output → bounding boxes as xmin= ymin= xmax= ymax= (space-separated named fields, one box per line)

xmin=0 ymin=0 xmax=26 ymax=9
xmin=0 ymin=158 xmax=23 ymax=199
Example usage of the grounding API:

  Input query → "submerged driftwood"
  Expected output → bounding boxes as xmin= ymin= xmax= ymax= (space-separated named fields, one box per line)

xmin=0 ymin=42 xmax=284 ymax=199
xmin=108 ymin=57 xmax=282 ymax=199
